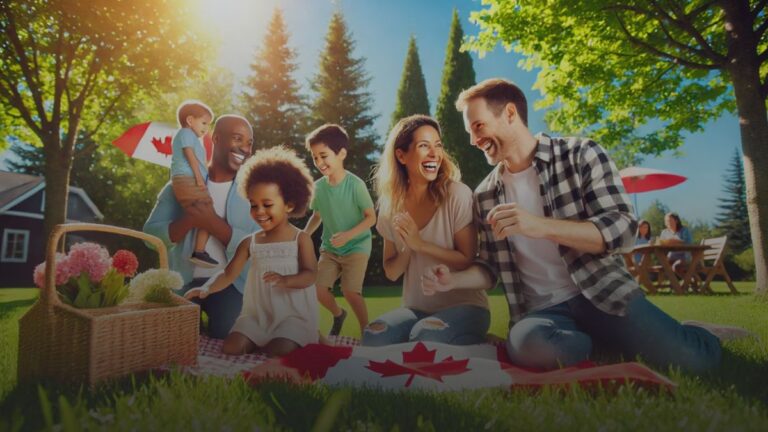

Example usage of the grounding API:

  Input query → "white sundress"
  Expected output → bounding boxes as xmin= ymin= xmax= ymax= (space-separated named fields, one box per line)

xmin=230 ymin=231 xmax=319 ymax=347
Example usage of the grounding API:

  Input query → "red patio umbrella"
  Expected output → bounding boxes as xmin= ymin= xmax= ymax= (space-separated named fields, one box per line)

xmin=619 ymin=167 xmax=687 ymax=214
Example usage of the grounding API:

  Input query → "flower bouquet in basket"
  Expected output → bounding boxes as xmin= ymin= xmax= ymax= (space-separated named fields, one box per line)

xmin=33 ymin=242 xmax=183 ymax=308
xmin=18 ymin=223 xmax=199 ymax=386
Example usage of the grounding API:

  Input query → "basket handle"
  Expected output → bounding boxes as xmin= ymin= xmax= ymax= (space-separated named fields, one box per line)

xmin=43 ymin=223 xmax=169 ymax=307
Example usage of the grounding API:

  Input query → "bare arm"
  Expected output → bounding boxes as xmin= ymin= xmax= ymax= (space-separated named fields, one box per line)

xmin=303 ymin=212 xmax=322 ymax=235
xmin=422 ymin=263 xmax=495 ymax=296
xmin=183 ymin=147 xmax=205 ymax=186
xmin=168 ymin=200 xmax=232 ymax=245
xmin=382 ymin=237 xmax=412 ymax=281
xmin=185 ymin=237 xmax=249 ymax=299
xmin=263 ymin=231 xmax=318 ymax=289
xmin=412 ymin=222 xmax=476 ymax=270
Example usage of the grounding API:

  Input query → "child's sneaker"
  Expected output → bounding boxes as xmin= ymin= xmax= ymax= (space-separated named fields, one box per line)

xmin=329 ymin=309 xmax=347 ymax=336
xmin=190 ymin=251 xmax=219 ymax=268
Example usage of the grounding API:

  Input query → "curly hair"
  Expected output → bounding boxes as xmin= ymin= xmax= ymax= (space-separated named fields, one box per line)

xmin=236 ymin=146 xmax=314 ymax=218
xmin=373 ymin=114 xmax=461 ymax=218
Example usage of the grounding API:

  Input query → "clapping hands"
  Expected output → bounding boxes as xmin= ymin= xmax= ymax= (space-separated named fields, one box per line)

xmin=421 ymin=264 xmax=455 ymax=296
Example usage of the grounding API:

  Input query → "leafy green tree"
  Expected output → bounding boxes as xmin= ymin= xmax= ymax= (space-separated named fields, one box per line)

xmin=310 ymin=10 xmax=379 ymax=180
xmin=435 ymin=9 xmax=487 ymax=189
xmin=390 ymin=35 xmax=430 ymax=129
xmin=466 ymin=0 xmax=768 ymax=293
xmin=241 ymin=8 xmax=307 ymax=152
xmin=0 ymin=0 xmax=209 ymax=240
xmin=715 ymin=148 xmax=752 ymax=253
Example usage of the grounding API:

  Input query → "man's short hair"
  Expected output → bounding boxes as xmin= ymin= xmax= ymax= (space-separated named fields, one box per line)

xmin=176 ymin=100 xmax=214 ymax=128
xmin=305 ymin=124 xmax=350 ymax=154
xmin=455 ymin=78 xmax=529 ymax=126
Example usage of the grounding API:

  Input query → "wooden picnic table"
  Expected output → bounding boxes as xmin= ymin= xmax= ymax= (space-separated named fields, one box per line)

xmin=623 ymin=244 xmax=712 ymax=295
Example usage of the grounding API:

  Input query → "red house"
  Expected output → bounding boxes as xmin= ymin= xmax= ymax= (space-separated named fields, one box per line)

xmin=0 ymin=171 xmax=103 ymax=288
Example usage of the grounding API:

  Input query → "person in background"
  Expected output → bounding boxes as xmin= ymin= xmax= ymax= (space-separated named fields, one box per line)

xmin=634 ymin=219 xmax=652 ymax=265
xmin=659 ymin=212 xmax=693 ymax=274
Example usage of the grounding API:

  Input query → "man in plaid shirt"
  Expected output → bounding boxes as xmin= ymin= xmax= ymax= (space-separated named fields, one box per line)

xmin=422 ymin=78 xmax=721 ymax=373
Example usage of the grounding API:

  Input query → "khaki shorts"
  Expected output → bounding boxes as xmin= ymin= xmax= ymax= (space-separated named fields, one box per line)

xmin=316 ymin=251 xmax=370 ymax=294
xmin=172 ymin=176 xmax=212 ymax=208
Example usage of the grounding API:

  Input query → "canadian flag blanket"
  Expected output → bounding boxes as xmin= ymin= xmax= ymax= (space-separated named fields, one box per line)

xmin=187 ymin=336 xmax=675 ymax=392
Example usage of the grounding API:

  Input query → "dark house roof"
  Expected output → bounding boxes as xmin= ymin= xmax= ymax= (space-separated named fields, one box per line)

xmin=0 ymin=170 xmax=103 ymax=219
xmin=0 ymin=171 xmax=44 ymax=210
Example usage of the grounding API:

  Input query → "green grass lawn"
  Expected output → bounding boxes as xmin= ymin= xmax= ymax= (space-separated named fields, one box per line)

xmin=1 ymin=283 xmax=767 ymax=431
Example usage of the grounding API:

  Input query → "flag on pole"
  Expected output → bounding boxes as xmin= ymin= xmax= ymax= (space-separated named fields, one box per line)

xmin=112 ymin=122 xmax=212 ymax=168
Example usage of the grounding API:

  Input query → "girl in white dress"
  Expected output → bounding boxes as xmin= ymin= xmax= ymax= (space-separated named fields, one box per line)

xmin=186 ymin=147 xmax=318 ymax=357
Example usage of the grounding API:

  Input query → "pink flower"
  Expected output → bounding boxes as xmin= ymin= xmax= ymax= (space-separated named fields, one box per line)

xmin=112 ymin=249 xmax=139 ymax=277
xmin=67 ymin=242 xmax=112 ymax=283
xmin=32 ymin=252 xmax=71 ymax=288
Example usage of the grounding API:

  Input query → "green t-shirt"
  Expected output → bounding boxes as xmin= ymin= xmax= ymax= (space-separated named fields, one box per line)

xmin=310 ymin=171 xmax=375 ymax=255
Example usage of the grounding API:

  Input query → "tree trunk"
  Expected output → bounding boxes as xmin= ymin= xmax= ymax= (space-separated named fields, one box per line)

xmin=723 ymin=1 xmax=768 ymax=294
xmin=42 ymin=134 xmax=72 ymax=244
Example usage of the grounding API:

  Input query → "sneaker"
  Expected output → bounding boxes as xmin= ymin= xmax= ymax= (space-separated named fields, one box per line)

xmin=190 ymin=251 xmax=219 ymax=268
xmin=682 ymin=320 xmax=756 ymax=341
xmin=329 ymin=309 xmax=347 ymax=336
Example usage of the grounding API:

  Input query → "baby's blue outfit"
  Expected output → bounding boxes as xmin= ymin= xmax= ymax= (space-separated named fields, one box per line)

xmin=170 ymin=128 xmax=207 ymax=178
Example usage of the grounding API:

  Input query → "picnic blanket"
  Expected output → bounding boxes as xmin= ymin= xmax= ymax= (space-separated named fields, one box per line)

xmin=187 ymin=336 xmax=675 ymax=392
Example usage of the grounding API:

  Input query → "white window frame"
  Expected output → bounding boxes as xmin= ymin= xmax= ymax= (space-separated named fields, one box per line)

xmin=1 ymin=229 xmax=30 ymax=263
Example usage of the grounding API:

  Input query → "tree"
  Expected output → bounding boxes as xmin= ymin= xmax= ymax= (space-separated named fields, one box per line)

xmin=0 ymin=0 xmax=208 ymax=239
xmin=310 ymin=10 xmax=379 ymax=180
xmin=715 ymin=148 xmax=752 ymax=253
xmin=241 ymin=8 xmax=307 ymax=153
xmin=390 ymin=35 xmax=430 ymax=130
xmin=640 ymin=199 xmax=670 ymax=237
xmin=467 ymin=1 xmax=768 ymax=293
xmin=435 ymin=9 xmax=488 ymax=189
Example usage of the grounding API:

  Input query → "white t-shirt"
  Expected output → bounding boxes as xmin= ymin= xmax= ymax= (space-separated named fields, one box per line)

xmin=501 ymin=164 xmax=580 ymax=312
xmin=193 ymin=180 xmax=233 ymax=278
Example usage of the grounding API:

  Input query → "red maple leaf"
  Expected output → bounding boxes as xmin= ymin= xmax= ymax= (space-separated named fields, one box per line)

xmin=366 ymin=342 xmax=471 ymax=387
xmin=151 ymin=135 xmax=173 ymax=156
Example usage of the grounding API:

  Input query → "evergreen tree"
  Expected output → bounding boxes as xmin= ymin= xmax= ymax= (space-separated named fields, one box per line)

xmin=390 ymin=35 xmax=430 ymax=130
xmin=242 ymin=8 xmax=306 ymax=152
xmin=715 ymin=148 xmax=752 ymax=253
xmin=435 ymin=9 xmax=487 ymax=189
xmin=310 ymin=11 xmax=379 ymax=180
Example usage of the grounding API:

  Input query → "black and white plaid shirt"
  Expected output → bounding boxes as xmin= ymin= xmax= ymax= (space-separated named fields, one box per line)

xmin=474 ymin=134 xmax=641 ymax=326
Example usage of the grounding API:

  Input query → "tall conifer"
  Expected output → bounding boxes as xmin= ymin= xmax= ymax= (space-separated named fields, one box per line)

xmin=242 ymin=8 xmax=306 ymax=152
xmin=435 ymin=9 xmax=487 ymax=188
xmin=390 ymin=35 xmax=430 ymax=129
xmin=310 ymin=11 xmax=379 ymax=180
xmin=715 ymin=148 xmax=752 ymax=252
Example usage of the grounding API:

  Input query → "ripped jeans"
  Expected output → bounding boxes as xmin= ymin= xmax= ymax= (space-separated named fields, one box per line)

xmin=361 ymin=305 xmax=490 ymax=346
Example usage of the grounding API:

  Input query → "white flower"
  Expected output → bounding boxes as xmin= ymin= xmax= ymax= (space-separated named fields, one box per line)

xmin=128 ymin=269 xmax=183 ymax=302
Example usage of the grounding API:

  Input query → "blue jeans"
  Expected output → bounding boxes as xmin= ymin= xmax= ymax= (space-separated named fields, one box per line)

xmin=506 ymin=294 xmax=722 ymax=374
xmin=179 ymin=278 xmax=243 ymax=339
xmin=362 ymin=305 xmax=490 ymax=346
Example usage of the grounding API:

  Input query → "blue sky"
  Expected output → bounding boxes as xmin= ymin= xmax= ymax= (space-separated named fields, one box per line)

xmin=0 ymin=0 xmax=741 ymax=224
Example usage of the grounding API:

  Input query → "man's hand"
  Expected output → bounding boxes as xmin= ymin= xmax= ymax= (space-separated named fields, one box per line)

xmin=393 ymin=212 xmax=424 ymax=252
xmin=421 ymin=264 xmax=454 ymax=296
xmin=330 ymin=231 xmax=353 ymax=248
xmin=185 ymin=199 xmax=218 ymax=231
xmin=263 ymin=271 xmax=288 ymax=289
xmin=487 ymin=203 xmax=549 ymax=240
xmin=184 ymin=287 xmax=209 ymax=300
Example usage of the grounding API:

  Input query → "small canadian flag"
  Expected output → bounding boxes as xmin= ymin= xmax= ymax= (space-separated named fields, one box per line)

xmin=112 ymin=122 xmax=213 ymax=168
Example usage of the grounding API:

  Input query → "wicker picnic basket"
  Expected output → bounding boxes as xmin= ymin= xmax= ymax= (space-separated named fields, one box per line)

xmin=17 ymin=223 xmax=199 ymax=386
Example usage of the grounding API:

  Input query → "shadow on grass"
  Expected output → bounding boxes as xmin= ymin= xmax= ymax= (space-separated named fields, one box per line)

xmin=0 ymin=298 xmax=36 ymax=320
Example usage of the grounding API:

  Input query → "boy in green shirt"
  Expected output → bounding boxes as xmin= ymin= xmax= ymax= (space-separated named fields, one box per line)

xmin=304 ymin=124 xmax=376 ymax=336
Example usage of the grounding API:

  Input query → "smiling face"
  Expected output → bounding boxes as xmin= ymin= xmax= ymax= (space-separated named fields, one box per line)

xmin=395 ymin=125 xmax=443 ymax=184
xmin=186 ymin=114 xmax=212 ymax=138
xmin=212 ymin=117 xmax=253 ymax=173
xmin=664 ymin=214 xmax=679 ymax=232
xmin=248 ymin=182 xmax=293 ymax=232
xmin=310 ymin=142 xmax=346 ymax=178
xmin=462 ymin=97 xmax=515 ymax=166
xmin=639 ymin=221 xmax=650 ymax=238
